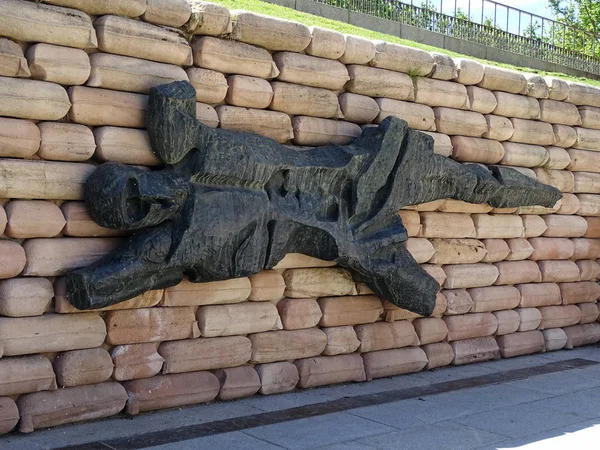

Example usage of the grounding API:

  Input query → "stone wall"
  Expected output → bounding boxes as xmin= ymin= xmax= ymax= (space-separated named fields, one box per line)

xmin=1 ymin=0 xmax=600 ymax=435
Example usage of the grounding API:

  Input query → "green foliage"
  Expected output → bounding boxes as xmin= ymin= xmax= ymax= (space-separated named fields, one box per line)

xmin=548 ymin=0 xmax=600 ymax=57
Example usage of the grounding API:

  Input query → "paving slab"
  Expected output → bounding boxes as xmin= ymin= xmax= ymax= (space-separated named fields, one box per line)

xmin=356 ymin=420 xmax=508 ymax=450
xmin=244 ymin=412 xmax=395 ymax=450
xmin=454 ymin=402 xmax=586 ymax=438
xmin=348 ymin=383 xmax=551 ymax=430
xmin=504 ymin=370 xmax=600 ymax=396
xmin=477 ymin=420 xmax=600 ymax=450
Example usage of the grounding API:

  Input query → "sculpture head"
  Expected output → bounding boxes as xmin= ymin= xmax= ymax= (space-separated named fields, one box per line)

xmin=84 ymin=163 xmax=189 ymax=230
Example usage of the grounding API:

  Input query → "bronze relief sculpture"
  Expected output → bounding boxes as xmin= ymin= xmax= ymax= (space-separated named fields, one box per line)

xmin=65 ymin=81 xmax=561 ymax=316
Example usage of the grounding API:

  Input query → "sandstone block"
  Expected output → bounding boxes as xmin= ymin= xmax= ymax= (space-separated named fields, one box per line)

xmin=441 ymin=289 xmax=474 ymax=314
xmin=0 ymin=313 xmax=105 ymax=357
xmin=517 ymin=283 xmax=562 ymax=308
xmin=88 ymin=53 xmax=187 ymax=94
xmin=283 ymin=268 xmax=354 ymax=298
xmin=143 ymin=0 xmax=191 ymax=27
xmin=104 ymin=307 xmax=199 ymax=345
xmin=0 ymin=277 xmax=53 ymax=317
xmin=54 ymin=348 xmax=113 ymax=387
xmin=469 ymin=285 xmax=521 ymax=312
xmin=451 ymin=336 xmax=500 ymax=365
xmin=274 ymin=52 xmax=348 ymax=91
xmin=377 ymin=99 xmax=435 ymax=131
xmin=0 ymin=76 xmax=70 ymax=121
xmin=496 ymin=330 xmax=545 ymax=358
xmin=538 ymin=305 xmax=582 ymax=329
xmin=256 ymin=362 xmax=299 ymax=395
xmin=0 ymin=397 xmax=18 ymax=435
xmin=443 ymin=264 xmax=499 ymax=289
xmin=123 ymin=372 xmax=219 ymax=415
xmin=494 ymin=260 xmax=541 ymax=285
xmin=370 ymin=41 xmax=433 ymax=76
xmin=0 ymin=117 xmax=40 ymax=158
xmin=162 ymin=278 xmax=251 ymax=307
xmin=0 ymin=355 xmax=56 ymax=396
xmin=345 ymin=65 xmax=414 ymax=101
xmin=217 ymin=105 xmax=293 ymax=143
xmin=355 ymin=321 xmax=419 ymax=353
xmin=95 ymin=15 xmax=192 ymax=66
xmin=0 ymin=0 xmax=97 ymax=49
xmin=0 ymin=37 xmax=29 ymax=78
xmin=318 ymin=296 xmax=383 ymax=327
xmin=423 ymin=342 xmax=454 ymax=369
xmin=26 ymin=43 xmax=90 ymax=86
xmin=215 ymin=366 xmax=261 ymax=401
xmin=362 ymin=347 xmax=428 ymax=380
xmin=493 ymin=310 xmax=521 ymax=336
xmin=5 ymin=200 xmax=65 ymax=238
xmin=111 ymin=343 xmax=164 ymax=381
xmin=22 ymin=237 xmax=121 ymax=276
xmin=296 ymin=354 xmax=366 ymax=388
xmin=444 ymin=313 xmax=498 ymax=341
xmin=249 ymin=328 xmax=327 ymax=364
xmin=306 ymin=26 xmax=345 ymax=59
xmin=542 ymin=328 xmax=568 ymax=351
xmin=559 ymin=282 xmax=600 ymax=305
xmin=528 ymin=237 xmax=575 ymax=260
xmin=322 ymin=326 xmax=361 ymax=355
xmin=17 ymin=382 xmax=127 ymax=433
xmin=538 ymin=260 xmax=580 ymax=283
xmin=270 ymin=81 xmax=338 ymax=118
xmin=563 ymin=323 xmax=600 ymax=348
xmin=429 ymin=239 xmax=486 ymax=265
xmin=230 ymin=11 xmax=311 ymax=52
xmin=339 ymin=35 xmax=375 ymax=65
xmin=453 ymin=58 xmax=485 ymax=85
xmin=38 ymin=122 xmax=95 ymax=162
xmin=277 ymin=298 xmax=323 ymax=330
xmin=413 ymin=317 xmax=448 ymax=344
xmin=197 ymin=302 xmax=282 ymax=337
xmin=68 ymin=86 xmax=147 ymax=128
xmin=248 ymin=271 xmax=285 ymax=302
xmin=434 ymin=107 xmax=487 ymax=136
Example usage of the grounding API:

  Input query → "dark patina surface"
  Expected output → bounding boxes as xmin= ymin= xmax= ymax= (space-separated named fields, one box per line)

xmin=65 ymin=81 xmax=561 ymax=315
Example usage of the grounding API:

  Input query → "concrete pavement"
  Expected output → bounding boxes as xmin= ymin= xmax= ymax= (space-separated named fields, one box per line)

xmin=2 ymin=346 xmax=600 ymax=450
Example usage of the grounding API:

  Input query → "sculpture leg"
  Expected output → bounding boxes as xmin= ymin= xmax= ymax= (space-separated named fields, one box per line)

xmin=340 ymin=241 xmax=439 ymax=316
xmin=65 ymin=229 xmax=184 ymax=310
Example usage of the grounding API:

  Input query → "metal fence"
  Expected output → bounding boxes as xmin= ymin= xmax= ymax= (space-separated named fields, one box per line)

xmin=314 ymin=0 xmax=600 ymax=75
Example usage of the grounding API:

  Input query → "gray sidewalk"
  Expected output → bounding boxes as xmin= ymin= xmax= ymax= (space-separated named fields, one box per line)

xmin=3 ymin=346 xmax=600 ymax=450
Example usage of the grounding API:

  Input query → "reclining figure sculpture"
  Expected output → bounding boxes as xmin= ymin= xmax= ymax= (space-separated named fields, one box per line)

xmin=65 ymin=81 xmax=561 ymax=316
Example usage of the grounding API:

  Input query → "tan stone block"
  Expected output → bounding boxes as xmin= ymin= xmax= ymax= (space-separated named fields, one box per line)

xmin=105 ymin=307 xmax=199 ymax=345
xmin=296 ymin=354 xmax=365 ymax=388
xmin=322 ymin=326 xmax=361 ymax=355
xmin=451 ymin=336 xmax=500 ymax=365
xmin=256 ymin=362 xmax=299 ymax=395
xmin=362 ymin=347 xmax=427 ymax=380
xmin=0 ymin=355 xmax=56 ymax=396
xmin=18 ymin=382 xmax=127 ymax=432
xmin=111 ymin=343 xmax=164 ymax=381
xmin=318 ymin=295 xmax=383 ymax=327
xmin=54 ymin=348 xmax=113 ymax=387
xmin=249 ymin=328 xmax=327 ymax=364
xmin=159 ymin=336 xmax=251 ymax=374
xmin=124 ymin=372 xmax=219 ymax=415
xmin=0 ymin=277 xmax=53 ymax=317
xmin=0 ymin=313 xmax=106 ymax=357
xmin=162 ymin=278 xmax=251 ymax=307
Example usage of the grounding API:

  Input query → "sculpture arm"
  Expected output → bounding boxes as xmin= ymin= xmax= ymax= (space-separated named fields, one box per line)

xmin=146 ymin=81 xmax=212 ymax=165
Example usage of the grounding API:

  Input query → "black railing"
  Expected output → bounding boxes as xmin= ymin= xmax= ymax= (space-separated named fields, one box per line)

xmin=315 ymin=0 xmax=600 ymax=75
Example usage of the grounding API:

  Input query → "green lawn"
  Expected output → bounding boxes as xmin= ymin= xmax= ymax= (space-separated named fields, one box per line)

xmin=211 ymin=0 xmax=600 ymax=87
